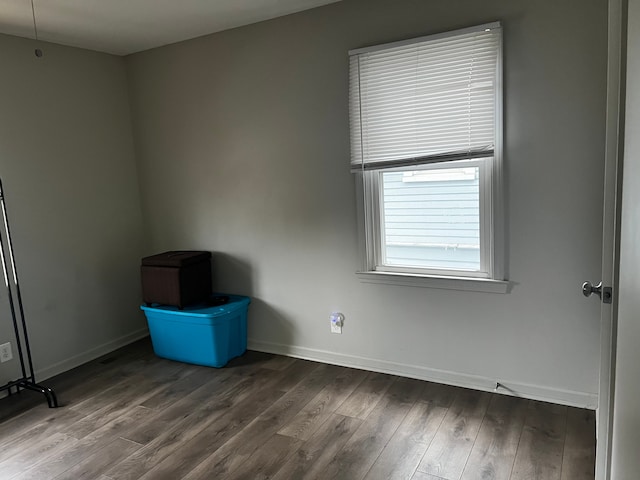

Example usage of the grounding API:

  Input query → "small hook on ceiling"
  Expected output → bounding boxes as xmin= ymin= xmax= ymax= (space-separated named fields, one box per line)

xmin=30 ymin=0 xmax=42 ymax=57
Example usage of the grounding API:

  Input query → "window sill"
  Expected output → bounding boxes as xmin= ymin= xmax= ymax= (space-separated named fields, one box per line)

xmin=356 ymin=271 xmax=510 ymax=294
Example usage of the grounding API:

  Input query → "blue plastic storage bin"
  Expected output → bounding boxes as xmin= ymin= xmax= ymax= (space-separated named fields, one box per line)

xmin=140 ymin=294 xmax=250 ymax=368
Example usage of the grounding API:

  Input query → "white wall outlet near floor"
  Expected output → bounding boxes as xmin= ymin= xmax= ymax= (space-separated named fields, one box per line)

xmin=0 ymin=342 xmax=13 ymax=363
xmin=330 ymin=313 xmax=344 ymax=334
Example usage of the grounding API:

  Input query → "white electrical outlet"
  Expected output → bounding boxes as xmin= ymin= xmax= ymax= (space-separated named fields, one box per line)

xmin=0 ymin=342 xmax=13 ymax=363
xmin=330 ymin=313 xmax=344 ymax=334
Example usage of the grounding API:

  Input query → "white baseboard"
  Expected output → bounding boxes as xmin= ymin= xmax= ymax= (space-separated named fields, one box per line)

xmin=35 ymin=328 xmax=150 ymax=382
xmin=248 ymin=339 xmax=598 ymax=410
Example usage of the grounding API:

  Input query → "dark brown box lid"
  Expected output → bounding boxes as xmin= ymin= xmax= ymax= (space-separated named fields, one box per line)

xmin=141 ymin=251 xmax=211 ymax=268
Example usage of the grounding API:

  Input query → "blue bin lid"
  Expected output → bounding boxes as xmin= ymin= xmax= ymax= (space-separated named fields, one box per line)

xmin=140 ymin=294 xmax=250 ymax=318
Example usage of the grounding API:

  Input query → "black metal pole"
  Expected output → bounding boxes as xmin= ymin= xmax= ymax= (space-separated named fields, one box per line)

xmin=0 ymin=179 xmax=36 ymax=382
xmin=0 ymin=216 xmax=28 ymax=380
xmin=0 ymin=179 xmax=57 ymax=407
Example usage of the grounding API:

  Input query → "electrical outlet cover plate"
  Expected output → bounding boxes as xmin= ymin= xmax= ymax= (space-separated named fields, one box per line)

xmin=0 ymin=342 xmax=13 ymax=363
xmin=330 ymin=312 xmax=344 ymax=334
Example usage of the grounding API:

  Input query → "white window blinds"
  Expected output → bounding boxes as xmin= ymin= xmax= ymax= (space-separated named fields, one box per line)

xmin=349 ymin=22 xmax=501 ymax=172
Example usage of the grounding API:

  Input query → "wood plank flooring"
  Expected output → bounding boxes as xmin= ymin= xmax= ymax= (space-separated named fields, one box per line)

xmin=0 ymin=338 xmax=596 ymax=479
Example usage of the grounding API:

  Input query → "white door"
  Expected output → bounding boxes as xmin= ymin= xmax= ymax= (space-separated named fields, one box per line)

xmin=608 ymin=0 xmax=640 ymax=477
xmin=593 ymin=0 xmax=624 ymax=478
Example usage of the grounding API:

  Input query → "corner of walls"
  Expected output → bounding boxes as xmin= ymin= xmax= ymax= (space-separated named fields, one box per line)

xmin=124 ymin=0 xmax=607 ymax=409
xmin=0 ymin=34 xmax=148 ymax=387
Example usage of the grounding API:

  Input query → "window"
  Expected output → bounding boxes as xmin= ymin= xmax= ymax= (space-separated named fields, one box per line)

xmin=349 ymin=22 xmax=506 ymax=291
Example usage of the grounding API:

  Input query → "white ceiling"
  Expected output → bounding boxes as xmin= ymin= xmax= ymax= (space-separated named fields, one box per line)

xmin=0 ymin=0 xmax=342 ymax=56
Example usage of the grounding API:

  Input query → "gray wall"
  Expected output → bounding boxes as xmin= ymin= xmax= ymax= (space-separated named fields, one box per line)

xmin=0 ymin=34 xmax=146 ymax=383
xmin=127 ymin=0 xmax=608 ymax=406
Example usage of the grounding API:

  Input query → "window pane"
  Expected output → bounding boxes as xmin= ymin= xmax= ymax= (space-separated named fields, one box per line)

xmin=381 ymin=166 xmax=480 ymax=271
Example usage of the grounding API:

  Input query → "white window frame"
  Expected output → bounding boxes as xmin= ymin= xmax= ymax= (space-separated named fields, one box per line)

xmin=350 ymin=23 xmax=508 ymax=293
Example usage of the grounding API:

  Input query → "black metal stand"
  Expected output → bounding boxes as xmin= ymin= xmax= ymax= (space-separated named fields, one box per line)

xmin=0 ymin=179 xmax=58 ymax=408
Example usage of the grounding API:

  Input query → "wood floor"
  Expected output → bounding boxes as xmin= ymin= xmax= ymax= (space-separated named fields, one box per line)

xmin=0 ymin=338 xmax=595 ymax=480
